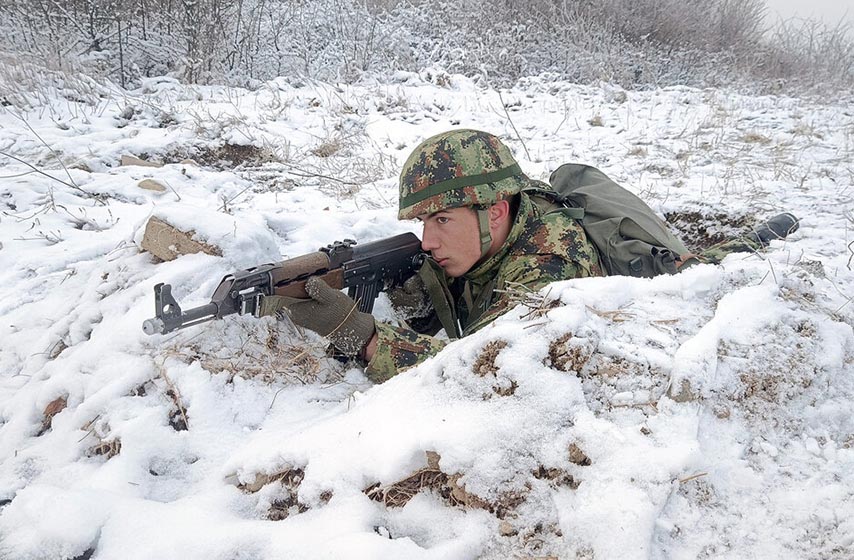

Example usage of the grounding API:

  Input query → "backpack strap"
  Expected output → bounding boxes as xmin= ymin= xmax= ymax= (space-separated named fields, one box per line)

xmin=554 ymin=206 xmax=585 ymax=220
xmin=523 ymin=185 xmax=585 ymax=220
xmin=418 ymin=258 xmax=462 ymax=339
xmin=460 ymin=278 xmax=496 ymax=332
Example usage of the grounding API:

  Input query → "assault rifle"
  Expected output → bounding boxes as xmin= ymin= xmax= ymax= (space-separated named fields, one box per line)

xmin=142 ymin=232 xmax=424 ymax=335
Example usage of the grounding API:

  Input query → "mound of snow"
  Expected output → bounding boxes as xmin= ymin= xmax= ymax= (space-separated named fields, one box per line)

xmin=1 ymin=76 xmax=853 ymax=559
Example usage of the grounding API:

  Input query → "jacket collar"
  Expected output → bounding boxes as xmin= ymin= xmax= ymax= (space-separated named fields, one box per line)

xmin=464 ymin=193 xmax=536 ymax=285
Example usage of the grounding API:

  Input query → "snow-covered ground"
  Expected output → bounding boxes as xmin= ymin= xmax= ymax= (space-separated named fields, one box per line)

xmin=0 ymin=71 xmax=852 ymax=559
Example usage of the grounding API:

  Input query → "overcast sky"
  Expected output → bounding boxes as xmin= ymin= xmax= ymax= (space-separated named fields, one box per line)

xmin=764 ymin=0 xmax=854 ymax=25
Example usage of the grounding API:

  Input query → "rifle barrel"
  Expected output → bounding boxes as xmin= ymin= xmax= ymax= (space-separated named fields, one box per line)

xmin=143 ymin=301 xmax=220 ymax=335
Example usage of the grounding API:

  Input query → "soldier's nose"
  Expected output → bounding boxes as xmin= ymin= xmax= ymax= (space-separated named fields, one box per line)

xmin=421 ymin=238 xmax=439 ymax=252
xmin=421 ymin=226 xmax=439 ymax=251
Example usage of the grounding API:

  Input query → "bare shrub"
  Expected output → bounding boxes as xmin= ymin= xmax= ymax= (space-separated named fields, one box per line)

xmin=0 ymin=53 xmax=108 ymax=111
xmin=757 ymin=18 xmax=854 ymax=92
xmin=0 ymin=0 xmax=850 ymax=95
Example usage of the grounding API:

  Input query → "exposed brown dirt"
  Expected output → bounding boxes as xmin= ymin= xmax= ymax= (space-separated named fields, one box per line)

xmin=664 ymin=210 xmax=752 ymax=251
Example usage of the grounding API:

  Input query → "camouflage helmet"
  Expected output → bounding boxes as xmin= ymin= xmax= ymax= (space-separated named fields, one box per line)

xmin=398 ymin=129 xmax=530 ymax=220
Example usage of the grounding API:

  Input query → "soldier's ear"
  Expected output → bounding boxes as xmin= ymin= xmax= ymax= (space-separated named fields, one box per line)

xmin=488 ymin=200 xmax=511 ymax=226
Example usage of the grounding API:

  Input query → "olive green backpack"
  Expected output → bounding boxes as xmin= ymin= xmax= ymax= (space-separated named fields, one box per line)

xmin=526 ymin=163 xmax=691 ymax=277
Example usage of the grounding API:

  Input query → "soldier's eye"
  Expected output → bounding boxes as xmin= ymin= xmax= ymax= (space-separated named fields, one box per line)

xmin=436 ymin=216 xmax=450 ymax=225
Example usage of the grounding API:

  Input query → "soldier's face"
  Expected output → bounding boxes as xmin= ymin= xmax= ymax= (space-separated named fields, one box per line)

xmin=419 ymin=207 xmax=482 ymax=277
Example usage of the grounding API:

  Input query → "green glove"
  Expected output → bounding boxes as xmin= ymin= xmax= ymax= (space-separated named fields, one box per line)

xmin=387 ymin=273 xmax=432 ymax=319
xmin=263 ymin=277 xmax=376 ymax=356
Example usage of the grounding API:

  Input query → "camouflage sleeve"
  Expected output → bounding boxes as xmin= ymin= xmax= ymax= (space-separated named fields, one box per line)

xmin=364 ymin=322 xmax=447 ymax=383
xmin=462 ymin=253 xmax=597 ymax=336
xmin=695 ymin=238 xmax=763 ymax=265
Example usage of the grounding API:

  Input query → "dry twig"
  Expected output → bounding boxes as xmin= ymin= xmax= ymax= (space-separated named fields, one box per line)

xmin=678 ymin=472 xmax=708 ymax=484
xmin=158 ymin=363 xmax=189 ymax=431
xmin=0 ymin=150 xmax=98 ymax=200
xmin=586 ymin=304 xmax=635 ymax=322
xmin=496 ymin=282 xmax=558 ymax=320
xmin=496 ymin=89 xmax=531 ymax=161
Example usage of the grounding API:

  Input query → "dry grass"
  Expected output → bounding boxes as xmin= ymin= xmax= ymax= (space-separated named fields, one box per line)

xmin=166 ymin=321 xmax=343 ymax=386
xmin=472 ymin=340 xmax=518 ymax=396
xmin=157 ymin=365 xmax=189 ymax=431
xmin=473 ymin=340 xmax=508 ymax=377
xmin=234 ymin=467 xmax=327 ymax=521
xmin=163 ymin=143 xmax=279 ymax=170
xmin=547 ymin=333 xmax=594 ymax=374
xmin=310 ymin=137 xmax=344 ymax=158
xmin=568 ymin=443 xmax=591 ymax=466
xmin=238 ymin=468 xmax=303 ymax=493
xmin=365 ymin=463 xmax=450 ymax=509
xmin=78 ymin=416 xmax=122 ymax=459
xmin=790 ymin=121 xmax=824 ymax=139
xmin=365 ymin=451 xmax=524 ymax=518
xmin=497 ymin=282 xmax=559 ymax=321
xmin=533 ymin=465 xmax=579 ymax=490
xmin=585 ymin=305 xmax=634 ymax=323
xmin=88 ymin=438 xmax=122 ymax=458
xmin=588 ymin=115 xmax=604 ymax=127
xmin=0 ymin=55 xmax=107 ymax=112
xmin=642 ymin=162 xmax=675 ymax=177
xmin=741 ymin=132 xmax=771 ymax=144
xmin=47 ymin=338 xmax=68 ymax=360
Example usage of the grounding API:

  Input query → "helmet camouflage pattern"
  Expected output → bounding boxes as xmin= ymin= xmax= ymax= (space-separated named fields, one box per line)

xmin=398 ymin=129 xmax=530 ymax=220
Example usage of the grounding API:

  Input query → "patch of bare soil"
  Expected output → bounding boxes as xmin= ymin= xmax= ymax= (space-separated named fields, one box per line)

xmin=716 ymin=318 xmax=821 ymax=422
xmin=665 ymin=210 xmax=753 ymax=251
xmin=155 ymin=143 xmax=279 ymax=170
xmin=546 ymin=329 xmax=667 ymax=418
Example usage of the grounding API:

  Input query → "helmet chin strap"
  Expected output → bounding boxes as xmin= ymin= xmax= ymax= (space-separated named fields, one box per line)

xmin=476 ymin=207 xmax=492 ymax=258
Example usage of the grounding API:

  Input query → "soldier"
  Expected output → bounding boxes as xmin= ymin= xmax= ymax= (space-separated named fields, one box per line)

xmin=265 ymin=129 xmax=798 ymax=382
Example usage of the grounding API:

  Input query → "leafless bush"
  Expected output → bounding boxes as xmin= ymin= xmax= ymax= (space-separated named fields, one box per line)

xmin=0 ymin=53 xmax=108 ymax=111
xmin=572 ymin=0 xmax=766 ymax=52
xmin=756 ymin=18 xmax=854 ymax=92
xmin=0 ymin=0 xmax=850 ymax=94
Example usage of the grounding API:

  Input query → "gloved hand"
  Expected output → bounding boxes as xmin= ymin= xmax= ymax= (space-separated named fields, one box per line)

xmin=260 ymin=277 xmax=376 ymax=356
xmin=386 ymin=273 xmax=432 ymax=319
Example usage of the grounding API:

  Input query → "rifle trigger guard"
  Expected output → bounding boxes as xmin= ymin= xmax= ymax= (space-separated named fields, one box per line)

xmin=244 ymin=291 xmax=264 ymax=317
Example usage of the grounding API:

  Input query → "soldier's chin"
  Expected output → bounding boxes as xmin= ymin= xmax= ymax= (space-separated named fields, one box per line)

xmin=444 ymin=264 xmax=466 ymax=277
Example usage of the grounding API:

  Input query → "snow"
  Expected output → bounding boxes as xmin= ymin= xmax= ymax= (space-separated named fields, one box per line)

xmin=1 ymin=72 xmax=853 ymax=559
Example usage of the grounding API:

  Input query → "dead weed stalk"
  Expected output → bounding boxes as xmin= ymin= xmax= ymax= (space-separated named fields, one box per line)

xmin=497 ymin=282 xmax=559 ymax=320
xmin=586 ymin=304 xmax=635 ymax=323
xmin=156 ymin=361 xmax=189 ymax=431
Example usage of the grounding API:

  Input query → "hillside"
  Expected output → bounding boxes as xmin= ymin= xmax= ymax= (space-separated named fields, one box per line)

xmin=0 ymin=72 xmax=852 ymax=559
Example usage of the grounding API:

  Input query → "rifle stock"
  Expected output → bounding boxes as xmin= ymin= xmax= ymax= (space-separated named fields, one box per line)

xmin=142 ymin=233 xmax=424 ymax=335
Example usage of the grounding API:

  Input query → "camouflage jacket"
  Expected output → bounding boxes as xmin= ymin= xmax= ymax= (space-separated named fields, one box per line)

xmin=365 ymin=193 xmax=603 ymax=382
